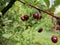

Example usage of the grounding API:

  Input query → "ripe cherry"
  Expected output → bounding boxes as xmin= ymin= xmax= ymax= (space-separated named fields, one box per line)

xmin=33 ymin=13 xmax=39 ymax=19
xmin=38 ymin=28 xmax=43 ymax=33
xmin=24 ymin=15 xmax=29 ymax=20
xmin=21 ymin=16 xmax=25 ymax=21
xmin=39 ymin=15 xmax=42 ymax=19
xmin=33 ymin=13 xmax=42 ymax=19
xmin=21 ymin=15 xmax=29 ymax=21
xmin=51 ymin=35 xmax=58 ymax=43
xmin=56 ymin=25 xmax=60 ymax=30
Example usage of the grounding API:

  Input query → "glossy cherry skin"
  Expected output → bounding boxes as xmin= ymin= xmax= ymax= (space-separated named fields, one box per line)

xmin=33 ymin=13 xmax=39 ymax=19
xmin=56 ymin=25 xmax=60 ymax=30
xmin=21 ymin=16 xmax=25 ymax=21
xmin=39 ymin=15 xmax=42 ymax=19
xmin=51 ymin=35 xmax=58 ymax=43
xmin=33 ymin=13 xmax=42 ymax=19
xmin=21 ymin=15 xmax=29 ymax=21
xmin=24 ymin=15 xmax=29 ymax=20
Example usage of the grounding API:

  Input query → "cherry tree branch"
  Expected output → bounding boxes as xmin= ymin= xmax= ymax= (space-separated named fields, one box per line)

xmin=19 ymin=0 xmax=60 ymax=19
xmin=1 ymin=0 xmax=16 ymax=15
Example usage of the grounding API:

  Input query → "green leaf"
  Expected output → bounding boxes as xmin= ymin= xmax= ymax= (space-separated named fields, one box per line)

xmin=50 ymin=5 xmax=55 ymax=12
xmin=44 ymin=0 xmax=50 ymax=8
xmin=54 ymin=0 xmax=60 ymax=7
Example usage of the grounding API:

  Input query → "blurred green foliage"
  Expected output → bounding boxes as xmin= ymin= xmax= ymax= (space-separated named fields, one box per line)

xmin=0 ymin=0 xmax=60 ymax=45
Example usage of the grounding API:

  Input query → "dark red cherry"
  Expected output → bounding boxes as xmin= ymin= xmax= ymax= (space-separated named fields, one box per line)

xmin=38 ymin=28 xmax=43 ymax=33
xmin=21 ymin=15 xmax=29 ymax=21
xmin=39 ymin=15 xmax=42 ymax=19
xmin=24 ymin=15 xmax=29 ymax=20
xmin=21 ymin=16 xmax=25 ymax=21
xmin=33 ymin=13 xmax=39 ymax=19
xmin=56 ymin=25 xmax=60 ymax=30
xmin=51 ymin=35 xmax=58 ymax=43
xmin=33 ymin=13 xmax=42 ymax=19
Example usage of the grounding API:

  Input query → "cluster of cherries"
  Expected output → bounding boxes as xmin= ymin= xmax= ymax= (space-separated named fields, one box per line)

xmin=21 ymin=13 xmax=58 ymax=43
xmin=21 ymin=13 xmax=42 ymax=21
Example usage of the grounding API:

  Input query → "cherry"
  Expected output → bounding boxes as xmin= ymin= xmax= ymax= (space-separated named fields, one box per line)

xmin=33 ymin=13 xmax=39 ymax=19
xmin=33 ymin=13 xmax=42 ymax=19
xmin=39 ymin=15 xmax=42 ymax=19
xmin=56 ymin=25 xmax=60 ymax=30
xmin=38 ymin=28 xmax=43 ymax=33
xmin=21 ymin=15 xmax=29 ymax=21
xmin=24 ymin=15 xmax=29 ymax=20
xmin=21 ymin=16 xmax=25 ymax=21
xmin=51 ymin=35 xmax=58 ymax=43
